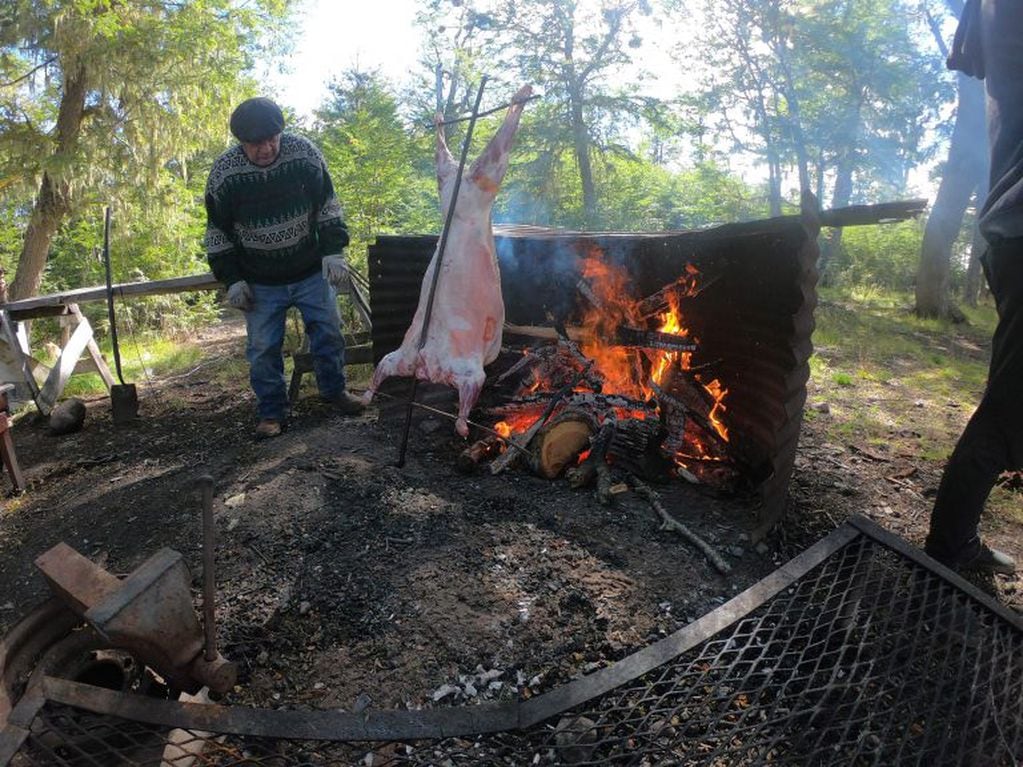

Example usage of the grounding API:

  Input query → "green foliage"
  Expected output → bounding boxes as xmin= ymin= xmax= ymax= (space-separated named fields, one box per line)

xmin=313 ymin=69 xmax=437 ymax=272
xmin=826 ymin=220 xmax=926 ymax=290
xmin=1 ymin=0 xmax=294 ymax=302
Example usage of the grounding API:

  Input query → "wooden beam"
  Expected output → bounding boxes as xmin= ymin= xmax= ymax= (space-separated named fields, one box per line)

xmin=0 ymin=273 xmax=222 ymax=321
xmin=70 ymin=304 xmax=114 ymax=390
xmin=38 ymin=312 xmax=95 ymax=413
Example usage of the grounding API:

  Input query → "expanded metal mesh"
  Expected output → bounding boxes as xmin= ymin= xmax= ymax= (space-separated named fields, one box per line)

xmin=6 ymin=530 xmax=1022 ymax=766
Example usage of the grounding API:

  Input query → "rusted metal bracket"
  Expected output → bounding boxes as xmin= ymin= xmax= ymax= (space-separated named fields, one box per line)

xmin=34 ymin=543 xmax=236 ymax=695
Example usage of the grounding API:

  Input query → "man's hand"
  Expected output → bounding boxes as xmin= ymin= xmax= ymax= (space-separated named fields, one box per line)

xmin=322 ymin=254 xmax=351 ymax=291
xmin=226 ymin=280 xmax=254 ymax=311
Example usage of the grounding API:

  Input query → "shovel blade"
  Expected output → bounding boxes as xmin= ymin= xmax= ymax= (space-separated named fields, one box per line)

xmin=111 ymin=384 xmax=139 ymax=423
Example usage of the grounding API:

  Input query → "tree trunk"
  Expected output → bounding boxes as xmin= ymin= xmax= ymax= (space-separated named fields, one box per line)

xmin=767 ymin=155 xmax=782 ymax=217
xmin=571 ymin=91 xmax=597 ymax=227
xmin=818 ymin=152 xmax=855 ymax=286
xmin=10 ymin=62 xmax=88 ymax=301
xmin=914 ymin=72 xmax=986 ymax=318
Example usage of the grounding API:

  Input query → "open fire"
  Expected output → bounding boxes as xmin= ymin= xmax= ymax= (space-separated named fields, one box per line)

xmin=371 ymin=208 xmax=832 ymax=535
xmin=486 ymin=246 xmax=737 ymax=487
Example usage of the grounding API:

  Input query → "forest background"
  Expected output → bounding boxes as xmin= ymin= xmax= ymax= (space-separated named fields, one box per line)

xmin=0 ymin=0 xmax=989 ymax=339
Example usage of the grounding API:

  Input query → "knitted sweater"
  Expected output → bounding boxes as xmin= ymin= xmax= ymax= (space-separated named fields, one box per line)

xmin=204 ymin=133 xmax=349 ymax=286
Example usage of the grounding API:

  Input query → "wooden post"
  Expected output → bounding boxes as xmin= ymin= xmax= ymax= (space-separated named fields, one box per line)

xmin=0 ymin=384 xmax=25 ymax=492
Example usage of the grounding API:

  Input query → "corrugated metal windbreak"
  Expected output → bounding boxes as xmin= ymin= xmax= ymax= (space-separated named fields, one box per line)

xmin=367 ymin=217 xmax=819 ymax=531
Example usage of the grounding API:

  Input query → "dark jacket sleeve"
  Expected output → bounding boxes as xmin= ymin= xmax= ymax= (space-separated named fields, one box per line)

xmin=204 ymin=169 xmax=243 ymax=286
xmin=947 ymin=0 xmax=985 ymax=79
xmin=312 ymin=155 xmax=350 ymax=256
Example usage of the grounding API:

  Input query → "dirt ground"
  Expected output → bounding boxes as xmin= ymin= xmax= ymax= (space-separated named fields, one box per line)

xmin=0 ymin=319 xmax=1019 ymax=716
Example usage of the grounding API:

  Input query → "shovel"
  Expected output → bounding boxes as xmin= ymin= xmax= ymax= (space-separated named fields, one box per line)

xmin=101 ymin=206 xmax=139 ymax=423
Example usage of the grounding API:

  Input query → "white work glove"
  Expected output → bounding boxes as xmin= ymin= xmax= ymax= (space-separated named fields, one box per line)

xmin=226 ymin=280 xmax=254 ymax=311
xmin=322 ymin=254 xmax=351 ymax=291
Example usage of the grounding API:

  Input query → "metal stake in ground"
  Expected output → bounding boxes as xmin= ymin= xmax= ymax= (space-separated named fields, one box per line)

xmin=396 ymin=76 xmax=490 ymax=468
xmin=197 ymin=474 xmax=218 ymax=662
xmin=101 ymin=206 xmax=139 ymax=423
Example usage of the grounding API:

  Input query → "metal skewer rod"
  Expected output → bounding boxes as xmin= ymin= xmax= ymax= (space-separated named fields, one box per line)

xmin=428 ymin=93 xmax=541 ymax=127
xmin=197 ymin=474 xmax=218 ymax=662
xmin=397 ymin=75 xmax=490 ymax=468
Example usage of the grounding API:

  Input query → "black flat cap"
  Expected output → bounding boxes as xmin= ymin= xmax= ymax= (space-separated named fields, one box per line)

xmin=229 ymin=97 xmax=285 ymax=142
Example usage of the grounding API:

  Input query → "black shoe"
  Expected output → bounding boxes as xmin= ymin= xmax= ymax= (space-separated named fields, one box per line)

xmin=328 ymin=391 xmax=366 ymax=416
xmin=958 ymin=543 xmax=1016 ymax=575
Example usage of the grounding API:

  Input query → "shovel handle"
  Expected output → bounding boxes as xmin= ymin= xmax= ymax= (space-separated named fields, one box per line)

xmin=101 ymin=207 xmax=127 ymax=385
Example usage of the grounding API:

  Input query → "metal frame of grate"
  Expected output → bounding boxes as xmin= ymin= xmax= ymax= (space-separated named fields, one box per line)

xmin=2 ymin=515 xmax=1020 ymax=766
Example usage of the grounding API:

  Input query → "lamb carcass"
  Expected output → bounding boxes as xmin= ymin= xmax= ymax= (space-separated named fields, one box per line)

xmin=361 ymin=85 xmax=532 ymax=437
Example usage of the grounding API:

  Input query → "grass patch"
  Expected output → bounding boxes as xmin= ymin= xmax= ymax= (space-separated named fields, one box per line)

xmin=61 ymin=336 xmax=204 ymax=397
xmin=832 ymin=371 xmax=854 ymax=387
xmin=810 ymin=285 xmax=997 ymax=469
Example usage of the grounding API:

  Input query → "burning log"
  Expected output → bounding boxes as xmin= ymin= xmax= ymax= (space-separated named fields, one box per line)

xmin=628 ymin=477 xmax=732 ymax=575
xmin=614 ymin=326 xmax=697 ymax=353
xmin=494 ymin=345 xmax=558 ymax=385
xmin=529 ymin=409 xmax=597 ymax=479
xmin=651 ymin=369 xmax=730 ymax=452
xmin=576 ymin=278 xmax=605 ymax=312
xmin=491 ymin=363 xmax=594 ymax=475
xmin=565 ymin=416 xmax=616 ymax=491
xmin=634 ymin=267 xmax=723 ymax=320
xmin=456 ymin=435 xmax=503 ymax=474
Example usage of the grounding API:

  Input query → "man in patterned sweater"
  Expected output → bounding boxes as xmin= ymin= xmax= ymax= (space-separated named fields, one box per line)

xmin=205 ymin=97 xmax=364 ymax=439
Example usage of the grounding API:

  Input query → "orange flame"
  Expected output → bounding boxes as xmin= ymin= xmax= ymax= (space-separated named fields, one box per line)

xmin=499 ymin=247 xmax=729 ymax=465
xmin=704 ymin=378 xmax=729 ymax=442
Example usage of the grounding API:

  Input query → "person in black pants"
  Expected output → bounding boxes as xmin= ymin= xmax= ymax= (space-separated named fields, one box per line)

xmin=924 ymin=0 xmax=1022 ymax=574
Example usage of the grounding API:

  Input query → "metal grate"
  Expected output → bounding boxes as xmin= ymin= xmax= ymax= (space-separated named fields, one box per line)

xmin=3 ymin=517 xmax=1021 ymax=766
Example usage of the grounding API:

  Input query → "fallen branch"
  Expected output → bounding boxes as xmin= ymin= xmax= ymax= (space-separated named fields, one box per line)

xmin=629 ymin=477 xmax=732 ymax=575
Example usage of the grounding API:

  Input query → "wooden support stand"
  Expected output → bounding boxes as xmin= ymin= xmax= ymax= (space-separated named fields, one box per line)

xmin=0 ymin=304 xmax=115 ymax=416
xmin=0 ymin=384 xmax=25 ymax=492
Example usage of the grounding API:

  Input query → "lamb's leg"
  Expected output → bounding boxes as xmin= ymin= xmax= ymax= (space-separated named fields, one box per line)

xmin=453 ymin=367 xmax=485 ymax=438
xmin=361 ymin=347 xmax=414 ymax=404
xmin=435 ymin=112 xmax=458 ymax=198
xmin=468 ymin=84 xmax=532 ymax=191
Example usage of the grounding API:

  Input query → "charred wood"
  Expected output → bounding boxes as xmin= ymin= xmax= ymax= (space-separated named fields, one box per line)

xmin=576 ymin=278 xmax=605 ymax=312
xmin=456 ymin=435 xmax=502 ymax=474
xmin=635 ymin=268 xmax=723 ymax=321
xmin=503 ymin=323 xmax=590 ymax=343
xmin=607 ymin=418 xmax=671 ymax=479
xmin=595 ymin=461 xmax=614 ymax=506
xmin=614 ymin=326 xmax=697 ymax=353
xmin=634 ymin=269 xmax=699 ymax=319
xmin=490 ymin=392 xmax=653 ymax=420
xmin=494 ymin=345 xmax=558 ymax=385
xmin=565 ymin=416 xmax=616 ymax=490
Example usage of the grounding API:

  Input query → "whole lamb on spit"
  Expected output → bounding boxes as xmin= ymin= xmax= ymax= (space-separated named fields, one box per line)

xmin=361 ymin=84 xmax=533 ymax=437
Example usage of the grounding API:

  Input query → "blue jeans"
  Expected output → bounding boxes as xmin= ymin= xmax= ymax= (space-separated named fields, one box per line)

xmin=245 ymin=271 xmax=346 ymax=421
